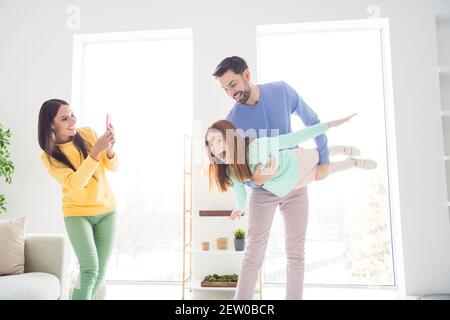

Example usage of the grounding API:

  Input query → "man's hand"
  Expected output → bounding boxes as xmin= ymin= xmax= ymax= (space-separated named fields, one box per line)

xmin=106 ymin=124 xmax=116 ymax=159
xmin=252 ymin=156 xmax=278 ymax=186
xmin=230 ymin=210 xmax=244 ymax=220
xmin=315 ymin=163 xmax=330 ymax=181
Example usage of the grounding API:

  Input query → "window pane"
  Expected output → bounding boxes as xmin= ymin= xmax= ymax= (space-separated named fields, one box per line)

xmin=78 ymin=30 xmax=192 ymax=281
xmin=258 ymin=23 xmax=395 ymax=286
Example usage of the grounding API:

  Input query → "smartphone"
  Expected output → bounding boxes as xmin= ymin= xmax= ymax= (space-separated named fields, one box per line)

xmin=106 ymin=113 xmax=111 ymax=130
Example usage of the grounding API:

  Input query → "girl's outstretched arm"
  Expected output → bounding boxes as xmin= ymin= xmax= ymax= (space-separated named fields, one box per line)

xmin=326 ymin=113 xmax=357 ymax=128
xmin=277 ymin=123 xmax=329 ymax=150
xmin=277 ymin=113 xmax=357 ymax=150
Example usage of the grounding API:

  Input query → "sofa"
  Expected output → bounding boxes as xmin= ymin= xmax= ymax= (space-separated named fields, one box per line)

xmin=0 ymin=234 xmax=70 ymax=300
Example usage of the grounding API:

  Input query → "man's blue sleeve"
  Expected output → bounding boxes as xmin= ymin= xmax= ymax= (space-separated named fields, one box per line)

xmin=285 ymin=82 xmax=330 ymax=164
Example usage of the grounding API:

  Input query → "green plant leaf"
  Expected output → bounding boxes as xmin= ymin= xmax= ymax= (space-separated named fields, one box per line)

xmin=233 ymin=227 xmax=246 ymax=239
xmin=0 ymin=124 xmax=14 ymax=214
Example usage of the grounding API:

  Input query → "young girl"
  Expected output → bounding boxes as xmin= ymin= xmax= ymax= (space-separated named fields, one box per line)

xmin=204 ymin=113 xmax=377 ymax=217
xmin=38 ymin=99 xmax=118 ymax=300
xmin=205 ymin=114 xmax=376 ymax=300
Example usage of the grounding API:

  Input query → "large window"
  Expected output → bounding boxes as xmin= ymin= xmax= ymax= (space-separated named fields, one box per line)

xmin=72 ymin=29 xmax=193 ymax=281
xmin=257 ymin=20 xmax=395 ymax=286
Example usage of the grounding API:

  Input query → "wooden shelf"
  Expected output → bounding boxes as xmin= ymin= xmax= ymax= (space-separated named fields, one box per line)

xmin=187 ymin=249 xmax=245 ymax=255
xmin=186 ymin=281 xmax=237 ymax=291
xmin=442 ymin=111 xmax=450 ymax=117
xmin=185 ymin=281 xmax=260 ymax=292
xmin=444 ymin=156 xmax=450 ymax=161
xmin=199 ymin=210 xmax=233 ymax=216
xmin=186 ymin=215 xmax=248 ymax=220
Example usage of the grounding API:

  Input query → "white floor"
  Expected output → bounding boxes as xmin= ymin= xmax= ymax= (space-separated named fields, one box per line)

xmin=104 ymin=282 xmax=417 ymax=300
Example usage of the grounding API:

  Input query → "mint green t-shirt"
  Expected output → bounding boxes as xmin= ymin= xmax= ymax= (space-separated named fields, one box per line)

xmin=230 ymin=123 xmax=329 ymax=211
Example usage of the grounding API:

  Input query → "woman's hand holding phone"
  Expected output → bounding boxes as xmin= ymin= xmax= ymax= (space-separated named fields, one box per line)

xmin=90 ymin=130 xmax=115 ymax=161
xmin=105 ymin=114 xmax=115 ymax=159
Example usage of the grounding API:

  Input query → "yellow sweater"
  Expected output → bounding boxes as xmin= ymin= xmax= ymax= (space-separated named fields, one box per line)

xmin=41 ymin=127 xmax=118 ymax=217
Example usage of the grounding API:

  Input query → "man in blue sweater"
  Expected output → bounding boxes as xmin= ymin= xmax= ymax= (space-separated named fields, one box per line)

xmin=213 ymin=56 xmax=330 ymax=300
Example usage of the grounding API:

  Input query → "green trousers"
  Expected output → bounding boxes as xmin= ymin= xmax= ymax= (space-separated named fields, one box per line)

xmin=64 ymin=211 xmax=117 ymax=300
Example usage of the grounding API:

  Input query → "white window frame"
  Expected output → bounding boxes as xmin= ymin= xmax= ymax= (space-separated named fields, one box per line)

xmin=256 ymin=18 xmax=403 ymax=289
xmin=71 ymin=28 xmax=192 ymax=123
xmin=70 ymin=28 xmax=193 ymax=283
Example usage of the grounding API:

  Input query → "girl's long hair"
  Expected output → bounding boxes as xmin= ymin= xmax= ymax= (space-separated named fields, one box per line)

xmin=204 ymin=120 xmax=253 ymax=192
xmin=38 ymin=99 xmax=92 ymax=172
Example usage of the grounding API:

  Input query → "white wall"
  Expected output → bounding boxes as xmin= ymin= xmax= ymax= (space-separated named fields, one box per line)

xmin=0 ymin=0 xmax=449 ymax=296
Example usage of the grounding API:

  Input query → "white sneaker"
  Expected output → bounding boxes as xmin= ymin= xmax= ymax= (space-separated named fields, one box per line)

xmin=351 ymin=157 xmax=377 ymax=170
xmin=331 ymin=145 xmax=361 ymax=157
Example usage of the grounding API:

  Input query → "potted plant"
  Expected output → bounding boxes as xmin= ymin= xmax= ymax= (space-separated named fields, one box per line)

xmin=233 ymin=228 xmax=246 ymax=251
xmin=201 ymin=273 xmax=238 ymax=287
xmin=0 ymin=124 xmax=14 ymax=214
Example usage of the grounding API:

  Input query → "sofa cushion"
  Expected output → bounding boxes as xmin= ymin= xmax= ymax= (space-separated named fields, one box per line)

xmin=0 ymin=217 xmax=27 ymax=275
xmin=0 ymin=272 xmax=60 ymax=300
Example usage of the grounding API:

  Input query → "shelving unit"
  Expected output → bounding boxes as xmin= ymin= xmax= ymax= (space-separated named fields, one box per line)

xmin=182 ymin=136 xmax=263 ymax=299
xmin=182 ymin=134 xmax=193 ymax=300
xmin=186 ymin=281 xmax=244 ymax=292
xmin=187 ymin=249 xmax=245 ymax=255
xmin=186 ymin=215 xmax=248 ymax=220
xmin=436 ymin=15 xmax=450 ymax=211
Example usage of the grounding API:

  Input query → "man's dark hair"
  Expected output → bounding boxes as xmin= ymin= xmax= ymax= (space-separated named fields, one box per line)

xmin=212 ymin=56 xmax=249 ymax=77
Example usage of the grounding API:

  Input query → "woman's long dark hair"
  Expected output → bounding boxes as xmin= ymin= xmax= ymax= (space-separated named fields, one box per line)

xmin=38 ymin=99 xmax=92 ymax=172
xmin=205 ymin=120 xmax=253 ymax=193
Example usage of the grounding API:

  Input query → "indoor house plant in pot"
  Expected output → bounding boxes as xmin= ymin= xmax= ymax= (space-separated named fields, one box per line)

xmin=233 ymin=228 xmax=246 ymax=251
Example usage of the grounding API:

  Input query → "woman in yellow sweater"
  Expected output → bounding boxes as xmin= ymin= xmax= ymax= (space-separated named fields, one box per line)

xmin=38 ymin=99 xmax=118 ymax=300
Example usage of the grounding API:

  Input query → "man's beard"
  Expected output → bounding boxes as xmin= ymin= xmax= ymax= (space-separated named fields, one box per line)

xmin=233 ymin=86 xmax=251 ymax=104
